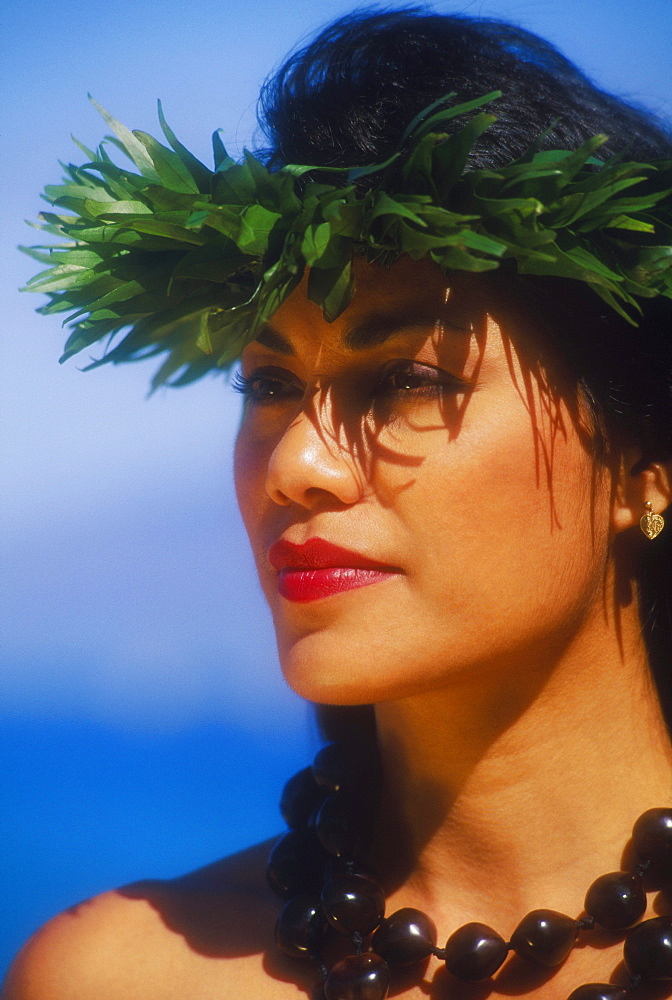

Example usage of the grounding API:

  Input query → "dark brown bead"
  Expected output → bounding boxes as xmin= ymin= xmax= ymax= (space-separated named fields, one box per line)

xmin=316 ymin=793 xmax=369 ymax=857
xmin=266 ymin=828 xmax=325 ymax=899
xmin=510 ymin=909 xmax=578 ymax=967
xmin=444 ymin=921 xmax=509 ymax=981
xmin=275 ymin=894 xmax=328 ymax=958
xmin=584 ymin=871 xmax=647 ymax=929
xmin=324 ymin=953 xmax=390 ymax=1000
xmin=633 ymin=808 xmax=672 ymax=876
xmin=566 ymin=985 xmax=629 ymax=1000
xmin=280 ymin=767 xmax=325 ymax=829
xmin=323 ymin=857 xmax=381 ymax=884
xmin=372 ymin=908 xmax=437 ymax=965
xmin=312 ymin=742 xmax=356 ymax=792
xmin=321 ymin=873 xmax=386 ymax=936
xmin=624 ymin=916 xmax=672 ymax=981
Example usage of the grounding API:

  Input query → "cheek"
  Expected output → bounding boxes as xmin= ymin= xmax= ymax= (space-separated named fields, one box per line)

xmin=378 ymin=391 xmax=608 ymax=609
xmin=233 ymin=429 xmax=268 ymax=557
xmin=233 ymin=432 xmax=251 ymax=521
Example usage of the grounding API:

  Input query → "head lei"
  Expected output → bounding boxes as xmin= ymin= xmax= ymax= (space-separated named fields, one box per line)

xmin=23 ymin=93 xmax=672 ymax=391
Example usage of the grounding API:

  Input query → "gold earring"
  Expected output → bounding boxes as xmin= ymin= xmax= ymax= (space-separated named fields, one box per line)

xmin=640 ymin=501 xmax=665 ymax=539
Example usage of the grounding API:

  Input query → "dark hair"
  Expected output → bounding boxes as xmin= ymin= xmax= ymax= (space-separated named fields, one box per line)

xmin=256 ymin=7 xmax=672 ymax=731
xmin=259 ymin=7 xmax=671 ymax=169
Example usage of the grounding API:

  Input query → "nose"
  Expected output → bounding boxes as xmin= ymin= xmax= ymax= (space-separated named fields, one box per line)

xmin=265 ymin=392 xmax=364 ymax=509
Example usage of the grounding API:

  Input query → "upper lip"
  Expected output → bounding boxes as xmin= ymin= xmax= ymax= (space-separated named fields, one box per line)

xmin=268 ymin=537 xmax=396 ymax=572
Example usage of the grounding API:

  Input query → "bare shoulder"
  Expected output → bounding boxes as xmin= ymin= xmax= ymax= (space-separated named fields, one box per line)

xmin=2 ymin=838 xmax=311 ymax=1000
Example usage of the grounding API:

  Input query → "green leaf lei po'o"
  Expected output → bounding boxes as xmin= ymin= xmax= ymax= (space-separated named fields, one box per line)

xmin=21 ymin=92 xmax=672 ymax=390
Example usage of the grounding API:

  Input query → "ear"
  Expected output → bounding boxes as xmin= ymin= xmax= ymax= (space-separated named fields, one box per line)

xmin=611 ymin=451 xmax=672 ymax=534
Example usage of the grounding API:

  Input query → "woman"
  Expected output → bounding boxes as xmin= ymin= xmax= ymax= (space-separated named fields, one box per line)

xmin=5 ymin=7 xmax=672 ymax=1000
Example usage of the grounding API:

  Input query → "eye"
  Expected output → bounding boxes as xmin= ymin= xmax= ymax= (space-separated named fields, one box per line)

xmin=232 ymin=367 xmax=303 ymax=404
xmin=375 ymin=361 xmax=466 ymax=398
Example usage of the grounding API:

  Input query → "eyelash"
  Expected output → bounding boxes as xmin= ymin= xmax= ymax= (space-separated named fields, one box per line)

xmin=231 ymin=369 xmax=303 ymax=403
xmin=376 ymin=364 xmax=461 ymax=398
xmin=232 ymin=362 xmax=467 ymax=405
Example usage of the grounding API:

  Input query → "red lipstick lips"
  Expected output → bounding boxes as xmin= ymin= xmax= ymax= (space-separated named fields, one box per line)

xmin=268 ymin=538 xmax=398 ymax=603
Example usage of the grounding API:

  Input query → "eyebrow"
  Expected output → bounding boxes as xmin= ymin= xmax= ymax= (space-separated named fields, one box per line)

xmin=254 ymin=309 xmax=471 ymax=355
xmin=255 ymin=326 xmax=294 ymax=354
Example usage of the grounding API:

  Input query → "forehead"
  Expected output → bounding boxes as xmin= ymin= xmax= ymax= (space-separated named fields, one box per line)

xmin=252 ymin=256 xmax=485 ymax=357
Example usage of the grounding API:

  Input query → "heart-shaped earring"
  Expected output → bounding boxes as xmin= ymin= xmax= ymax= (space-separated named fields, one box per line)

xmin=640 ymin=501 xmax=665 ymax=539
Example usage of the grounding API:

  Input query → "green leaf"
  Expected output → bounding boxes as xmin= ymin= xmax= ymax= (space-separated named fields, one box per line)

xmin=157 ymin=100 xmax=213 ymax=193
xmin=538 ymin=135 xmax=609 ymax=181
xmin=468 ymin=193 xmax=542 ymax=219
xmin=256 ymin=260 xmax=305 ymax=325
xmin=547 ymin=176 xmax=650 ymax=228
xmin=195 ymin=310 xmax=213 ymax=354
xmin=431 ymin=244 xmax=500 ymax=272
xmin=307 ymin=257 xmax=353 ymax=321
xmin=19 ymin=245 xmax=59 ymax=265
xmin=121 ymin=218 xmax=208 ymax=244
xmin=399 ymin=90 xmax=500 ymax=146
xmin=85 ymin=199 xmax=153 ymax=217
xmin=70 ymin=135 xmax=97 ymax=161
xmin=88 ymin=96 xmax=162 ymax=182
xmin=212 ymin=130 xmax=235 ymax=172
xmin=630 ymin=245 xmax=672 ymax=284
xmin=605 ymin=215 xmax=656 ymax=233
xmin=37 ymin=274 xmax=123 ymax=311
xmin=301 ymin=221 xmax=333 ymax=264
xmin=368 ymin=192 xmax=427 ymax=225
xmin=23 ymin=264 xmax=97 ymax=293
xmin=169 ymin=242 xmax=248 ymax=284
xmin=133 ymin=130 xmax=199 ymax=193
xmin=44 ymin=182 xmax=118 ymax=205
xmin=517 ymin=240 xmax=624 ymax=291
xmin=237 ymin=204 xmax=282 ymax=254
xmin=347 ymin=151 xmax=400 ymax=183
xmin=458 ymin=229 xmax=507 ymax=255
xmin=431 ymin=112 xmax=498 ymax=197
xmin=398 ymin=91 xmax=457 ymax=147
xmin=76 ymin=162 xmax=148 ymax=201
xmin=323 ymin=200 xmax=364 ymax=238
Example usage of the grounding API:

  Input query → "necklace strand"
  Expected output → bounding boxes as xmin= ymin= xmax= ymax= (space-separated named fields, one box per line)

xmin=267 ymin=742 xmax=672 ymax=1000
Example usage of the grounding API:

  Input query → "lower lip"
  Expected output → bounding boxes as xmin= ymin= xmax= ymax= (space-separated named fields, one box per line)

xmin=278 ymin=567 xmax=397 ymax=603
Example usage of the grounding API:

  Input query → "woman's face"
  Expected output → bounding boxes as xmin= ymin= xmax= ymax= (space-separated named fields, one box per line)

xmin=234 ymin=257 xmax=614 ymax=705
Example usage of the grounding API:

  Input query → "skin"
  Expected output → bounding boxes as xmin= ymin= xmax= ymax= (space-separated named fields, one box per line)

xmin=236 ymin=258 xmax=619 ymax=705
xmin=4 ymin=257 xmax=672 ymax=1000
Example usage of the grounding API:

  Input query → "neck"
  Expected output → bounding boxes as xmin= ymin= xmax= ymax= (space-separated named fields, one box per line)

xmin=370 ymin=600 xmax=672 ymax=929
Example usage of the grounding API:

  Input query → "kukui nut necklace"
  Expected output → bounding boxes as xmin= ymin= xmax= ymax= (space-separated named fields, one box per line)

xmin=268 ymin=742 xmax=672 ymax=1000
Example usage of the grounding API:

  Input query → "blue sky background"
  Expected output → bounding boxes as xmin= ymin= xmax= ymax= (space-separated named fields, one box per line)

xmin=2 ymin=0 xmax=671 ymax=978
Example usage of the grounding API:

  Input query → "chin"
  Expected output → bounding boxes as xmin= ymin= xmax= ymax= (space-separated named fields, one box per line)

xmin=275 ymin=631 xmax=374 ymax=705
xmin=273 ymin=621 xmax=446 ymax=707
